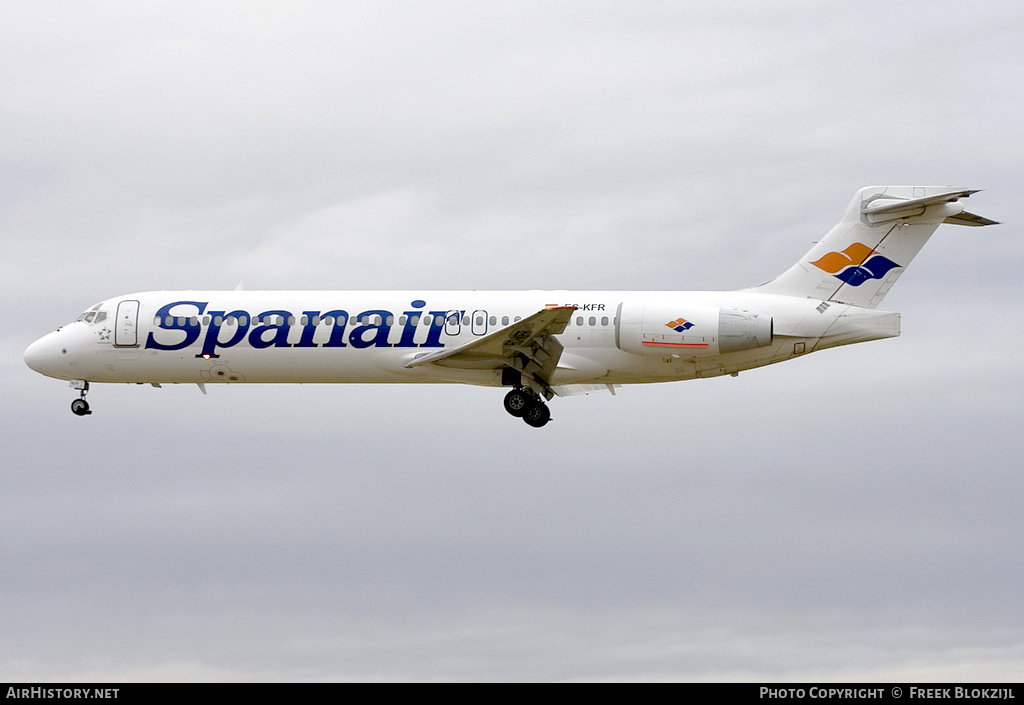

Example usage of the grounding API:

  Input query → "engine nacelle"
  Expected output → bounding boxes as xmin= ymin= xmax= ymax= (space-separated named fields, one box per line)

xmin=615 ymin=301 xmax=772 ymax=356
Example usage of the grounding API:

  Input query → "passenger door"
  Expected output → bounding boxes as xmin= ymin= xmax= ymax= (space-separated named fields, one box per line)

xmin=114 ymin=300 xmax=140 ymax=347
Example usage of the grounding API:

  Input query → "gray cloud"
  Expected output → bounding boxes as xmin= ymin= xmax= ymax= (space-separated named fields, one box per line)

xmin=3 ymin=0 xmax=1022 ymax=681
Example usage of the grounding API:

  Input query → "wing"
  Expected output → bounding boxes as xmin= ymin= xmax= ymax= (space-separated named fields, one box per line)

xmin=404 ymin=306 xmax=577 ymax=397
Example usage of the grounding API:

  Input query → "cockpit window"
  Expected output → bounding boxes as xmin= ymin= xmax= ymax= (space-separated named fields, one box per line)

xmin=76 ymin=304 xmax=108 ymax=325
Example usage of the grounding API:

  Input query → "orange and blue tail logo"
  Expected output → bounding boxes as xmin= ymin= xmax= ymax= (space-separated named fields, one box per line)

xmin=666 ymin=318 xmax=694 ymax=332
xmin=811 ymin=243 xmax=901 ymax=287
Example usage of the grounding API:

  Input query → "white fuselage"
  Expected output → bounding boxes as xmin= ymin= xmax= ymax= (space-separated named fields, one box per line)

xmin=24 ymin=289 xmax=899 ymax=389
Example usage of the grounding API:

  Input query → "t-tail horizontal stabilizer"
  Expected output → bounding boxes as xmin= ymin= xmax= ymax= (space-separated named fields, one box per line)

xmin=748 ymin=186 xmax=996 ymax=309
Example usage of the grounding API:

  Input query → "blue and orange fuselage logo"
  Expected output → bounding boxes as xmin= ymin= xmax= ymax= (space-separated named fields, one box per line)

xmin=643 ymin=317 xmax=708 ymax=348
xmin=811 ymin=243 xmax=900 ymax=287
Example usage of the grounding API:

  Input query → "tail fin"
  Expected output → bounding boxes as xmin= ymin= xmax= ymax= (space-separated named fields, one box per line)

xmin=748 ymin=186 xmax=996 ymax=308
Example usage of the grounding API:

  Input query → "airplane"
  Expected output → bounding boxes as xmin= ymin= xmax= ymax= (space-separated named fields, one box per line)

xmin=24 ymin=186 xmax=996 ymax=427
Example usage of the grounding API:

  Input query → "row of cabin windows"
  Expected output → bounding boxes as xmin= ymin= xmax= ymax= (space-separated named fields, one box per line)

xmin=153 ymin=314 xmax=528 ymax=328
xmin=152 ymin=314 xmax=617 ymax=329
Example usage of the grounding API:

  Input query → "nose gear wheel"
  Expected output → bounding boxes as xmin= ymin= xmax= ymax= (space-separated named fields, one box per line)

xmin=70 ymin=381 xmax=92 ymax=416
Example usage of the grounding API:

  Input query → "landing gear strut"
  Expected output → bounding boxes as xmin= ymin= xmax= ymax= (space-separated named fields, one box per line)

xmin=503 ymin=387 xmax=551 ymax=427
xmin=70 ymin=381 xmax=91 ymax=416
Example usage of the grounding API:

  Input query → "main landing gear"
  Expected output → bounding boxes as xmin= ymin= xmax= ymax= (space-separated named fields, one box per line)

xmin=503 ymin=388 xmax=551 ymax=428
xmin=70 ymin=380 xmax=92 ymax=416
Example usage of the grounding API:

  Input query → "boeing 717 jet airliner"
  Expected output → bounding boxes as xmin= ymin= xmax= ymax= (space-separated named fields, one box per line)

xmin=24 ymin=186 xmax=995 ymax=427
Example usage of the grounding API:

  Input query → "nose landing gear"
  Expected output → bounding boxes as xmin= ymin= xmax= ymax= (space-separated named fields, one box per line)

xmin=503 ymin=387 xmax=551 ymax=428
xmin=70 ymin=380 xmax=91 ymax=416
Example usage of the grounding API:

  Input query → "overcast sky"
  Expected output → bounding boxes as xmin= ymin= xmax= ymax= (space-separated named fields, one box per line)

xmin=3 ymin=0 xmax=1023 ymax=681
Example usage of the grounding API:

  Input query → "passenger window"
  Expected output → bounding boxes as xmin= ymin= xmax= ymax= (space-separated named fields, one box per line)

xmin=489 ymin=316 xmax=496 ymax=325
xmin=575 ymin=317 xmax=583 ymax=326
xmin=589 ymin=317 xmax=596 ymax=326
xmin=601 ymin=316 xmax=609 ymax=326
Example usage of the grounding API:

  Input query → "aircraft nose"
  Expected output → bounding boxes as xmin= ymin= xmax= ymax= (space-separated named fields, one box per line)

xmin=24 ymin=331 xmax=64 ymax=378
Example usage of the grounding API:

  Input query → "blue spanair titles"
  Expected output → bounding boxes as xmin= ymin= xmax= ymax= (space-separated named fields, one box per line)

xmin=145 ymin=300 xmax=459 ymax=358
